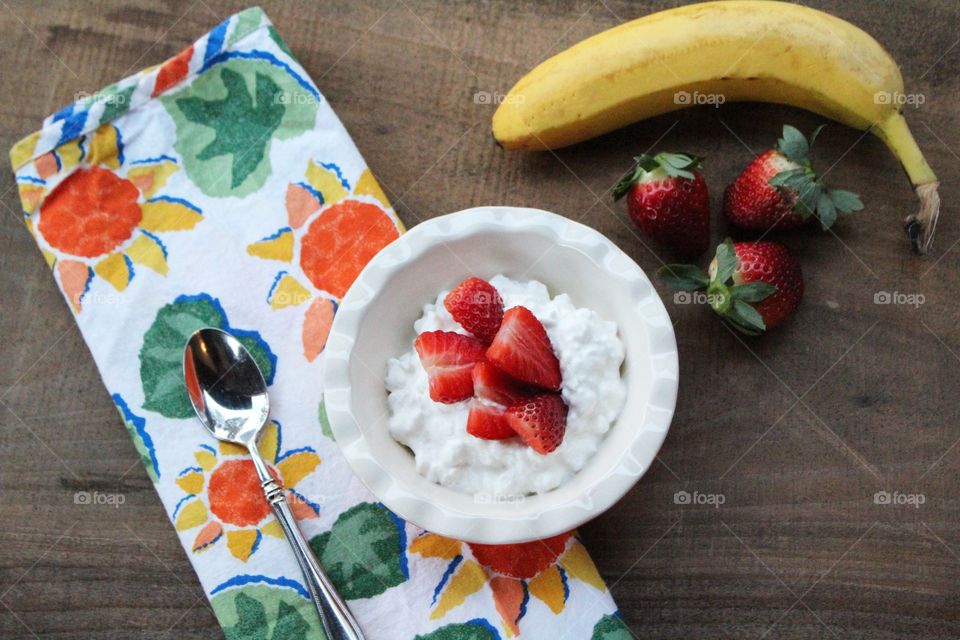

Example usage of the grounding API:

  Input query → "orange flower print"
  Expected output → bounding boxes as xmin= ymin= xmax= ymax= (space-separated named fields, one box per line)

xmin=300 ymin=199 xmax=402 ymax=298
xmin=410 ymin=531 xmax=608 ymax=637
xmin=38 ymin=166 xmax=142 ymax=257
xmin=207 ymin=459 xmax=274 ymax=526
xmin=247 ymin=160 xmax=403 ymax=362
xmin=174 ymin=421 xmax=322 ymax=562
xmin=31 ymin=123 xmax=203 ymax=312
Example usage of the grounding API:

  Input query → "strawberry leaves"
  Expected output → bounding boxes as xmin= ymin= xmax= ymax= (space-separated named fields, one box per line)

xmin=776 ymin=124 xmax=824 ymax=163
xmin=658 ymin=264 xmax=710 ymax=290
xmin=769 ymin=124 xmax=863 ymax=230
xmin=613 ymin=152 xmax=702 ymax=200
xmin=658 ymin=239 xmax=778 ymax=336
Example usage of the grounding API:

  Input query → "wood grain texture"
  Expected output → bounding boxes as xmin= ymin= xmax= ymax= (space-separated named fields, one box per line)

xmin=0 ymin=1 xmax=958 ymax=638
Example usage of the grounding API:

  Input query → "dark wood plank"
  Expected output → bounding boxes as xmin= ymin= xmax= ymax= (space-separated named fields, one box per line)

xmin=0 ymin=0 xmax=958 ymax=638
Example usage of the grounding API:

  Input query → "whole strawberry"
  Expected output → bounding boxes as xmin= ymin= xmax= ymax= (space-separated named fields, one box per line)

xmin=658 ymin=239 xmax=803 ymax=334
xmin=613 ymin=152 xmax=710 ymax=257
xmin=724 ymin=125 xmax=863 ymax=231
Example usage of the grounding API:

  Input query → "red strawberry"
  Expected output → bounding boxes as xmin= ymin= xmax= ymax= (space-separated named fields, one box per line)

xmin=612 ymin=152 xmax=710 ymax=257
xmin=486 ymin=307 xmax=562 ymax=391
xmin=724 ymin=125 xmax=863 ymax=232
xmin=466 ymin=400 xmax=516 ymax=440
xmin=414 ymin=331 xmax=487 ymax=403
xmin=472 ymin=362 xmax=529 ymax=406
xmin=505 ymin=394 xmax=568 ymax=454
xmin=659 ymin=239 xmax=803 ymax=334
xmin=444 ymin=277 xmax=505 ymax=343
xmin=468 ymin=531 xmax=572 ymax=579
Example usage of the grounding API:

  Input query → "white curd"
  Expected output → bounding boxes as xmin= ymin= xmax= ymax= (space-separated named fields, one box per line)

xmin=385 ymin=275 xmax=626 ymax=496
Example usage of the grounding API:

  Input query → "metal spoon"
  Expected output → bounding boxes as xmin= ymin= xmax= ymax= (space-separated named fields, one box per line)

xmin=183 ymin=327 xmax=364 ymax=640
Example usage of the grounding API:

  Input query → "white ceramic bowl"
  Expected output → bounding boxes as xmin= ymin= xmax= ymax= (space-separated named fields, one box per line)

xmin=323 ymin=206 xmax=678 ymax=544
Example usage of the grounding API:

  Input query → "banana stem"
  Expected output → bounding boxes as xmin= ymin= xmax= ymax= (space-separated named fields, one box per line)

xmin=874 ymin=114 xmax=940 ymax=254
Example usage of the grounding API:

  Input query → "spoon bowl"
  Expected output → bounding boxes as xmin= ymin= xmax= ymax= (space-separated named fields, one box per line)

xmin=183 ymin=328 xmax=269 ymax=446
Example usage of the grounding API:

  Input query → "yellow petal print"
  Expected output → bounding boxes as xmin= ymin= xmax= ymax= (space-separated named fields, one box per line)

xmin=41 ymin=249 xmax=56 ymax=269
xmin=354 ymin=168 xmax=392 ymax=209
xmin=219 ymin=441 xmax=247 ymax=456
xmin=140 ymin=197 xmax=202 ymax=232
xmin=276 ymin=451 xmax=321 ymax=488
xmin=127 ymin=160 xmax=178 ymax=198
xmin=410 ymin=533 xmax=462 ymax=560
xmin=261 ymin=520 xmax=283 ymax=538
xmin=17 ymin=183 xmax=45 ymax=215
xmin=192 ymin=521 xmax=223 ymax=552
xmin=10 ymin=130 xmax=40 ymax=170
xmin=87 ymin=124 xmax=122 ymax=169
xmin=55 ymin=138 xmax=84 ymax=172
xmin=306 ymin=160 xmax=348 ymax=206
xmin=431 ymin=559 xmax=486 ymax=619
xmin=126 ymin=232 xmax=169 ymax=275
xmin=94 ymin=252 xmax=132 ymax=291
xmin=559 ymin=539 xmax=606 ymax=592
xmin=226 ymin=529 xmax=262 ymax=562
xmin=176 ymin=470 xmax=205 ymax=495
xmin=175 ymin=499 xmax=207 ymax=531
xmin=268 ymin=274 xmax=312 ymax=310
xmin=195 ymin=448 xmax=217 ymax=471
xmin=256 ymin=421 xmax=280 ymax=464
xmin=528 ymin=565 xmax=566 ymax=614
xmin=247 ymin=228 xmax=294 ymax=262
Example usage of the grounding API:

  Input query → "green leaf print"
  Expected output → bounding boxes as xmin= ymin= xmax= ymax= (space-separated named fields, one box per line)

xmin=224 ymin=593 xmax=269 ymax=640
xmin=415 ymin=621 xmax=500 ymax=640
xmin=318 ymin=398 xmax=334 ymax=441
xmin=309 ymin=503 xmax=408 ymax=600
xmin=271 ymin=601 xmax=311 ymax=640
xmin=220 ymin=591 xmax=312 ymax=640
xmin=112 ymin=394 xmax=159 ymax=483
xmin=176 ymin=67 xmax=284 ymax=189
xmin=267 ymin=25 xmax=293 ymax=58
xmin=161 ymin=58 xmax=319 ymax=198
xmin=98 ymin=84 xmax=136 ymax=124
xmin=592 ymin=614 xmax=634 ymax=640
xmin=139 ymin=294 xmax=276 ymax=419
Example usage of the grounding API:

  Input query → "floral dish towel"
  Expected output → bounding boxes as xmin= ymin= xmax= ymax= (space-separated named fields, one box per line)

xmin=9 ymin=7 xmax=627 ymax=639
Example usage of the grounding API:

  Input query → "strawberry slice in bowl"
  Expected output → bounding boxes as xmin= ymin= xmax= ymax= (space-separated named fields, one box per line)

xmin=444 ymin=277 xmax=504 ymax=343
xmin=472 ymin=361 xmax=530 ymax=406
xmin=414 ymin=331 xmax=487 ymax=403
xmin=466 ymin=399 xmax=517 ymax=440
xmin=486 ymin=306 xmax=562 ymax=391
xmin=505 ymin=394 xmax=569 ymax=454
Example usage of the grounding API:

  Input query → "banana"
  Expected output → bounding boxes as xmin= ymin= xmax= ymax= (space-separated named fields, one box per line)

xmin=492 ymin=0 xmax=940 ymax=253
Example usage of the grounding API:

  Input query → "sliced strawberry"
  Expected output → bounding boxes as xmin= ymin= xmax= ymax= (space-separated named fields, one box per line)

xmin=414 ymin=331 xmax=487 ymax=403
xmin=466 ymin=400 xmax=516 ymax=440
xmin=472 ymin=362 xmax=529 ymax=406
xmin=505 ymin=394 xmax=568 ymax=454
xmin=444 ymin=277 xmax=505 ymax=343
xmin=468 ymin=531 xmax=573 ymax=579
xmin=486 ymin=306 xmax=562 ymax=391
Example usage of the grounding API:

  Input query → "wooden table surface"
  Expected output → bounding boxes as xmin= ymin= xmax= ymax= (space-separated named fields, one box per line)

xmin=1 ymin=1 xmax=958 ymax=638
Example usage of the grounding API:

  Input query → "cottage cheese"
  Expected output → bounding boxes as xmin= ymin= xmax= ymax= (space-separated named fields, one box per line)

xmin=385 ymin=275 xmax=626 ymax=497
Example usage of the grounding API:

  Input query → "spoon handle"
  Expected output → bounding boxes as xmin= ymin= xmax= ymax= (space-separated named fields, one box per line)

xmin=250 ymin=450 xmax=365 ymax=640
